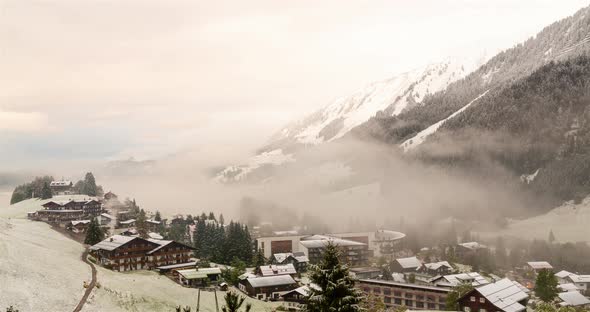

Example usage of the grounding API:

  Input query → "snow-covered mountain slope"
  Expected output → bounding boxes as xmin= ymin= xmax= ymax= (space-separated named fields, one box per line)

xmin=270 ymin=59 xmax=476 ymax=148
xmin=400 ymin=90 xmax=489 ymax=151
xmin=215 ymin=59 xmax=480 ymax=183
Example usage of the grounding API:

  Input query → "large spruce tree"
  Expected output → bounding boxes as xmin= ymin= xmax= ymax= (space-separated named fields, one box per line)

xmin=84 ymin=218 xmax=104 ymax=245
xmin=535 ymin=269 xmax=558 ymax=302
xmin=304 ymin=242 xmax=364 ymax=312
xmin=40 ymin=182 xmax=53 ymax=200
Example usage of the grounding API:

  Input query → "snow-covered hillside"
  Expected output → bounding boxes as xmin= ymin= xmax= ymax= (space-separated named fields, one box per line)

xmin=216 ymin=58 xmax=480 ymax=183
xmin=400 ymin=90 xmax=490 ymax=151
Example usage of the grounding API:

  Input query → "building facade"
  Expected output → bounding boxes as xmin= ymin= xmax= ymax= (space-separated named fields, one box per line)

xmin=358 ymin=279 xmax=450 ymax=310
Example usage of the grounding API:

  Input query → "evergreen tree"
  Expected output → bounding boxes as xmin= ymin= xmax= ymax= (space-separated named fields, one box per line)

xmin=304 ymin=242 xmax=363 ymax=312
xmin=221 ymin=291 xmax=251 ymax=312
xmin=252 ymin=249 xmax=266 ymax=267
xmin=445 ymin=283 xmax=474 ymax=311
xmin=136 ymin=209 xmax=148 ymax=238
xmin=81 ymin=172 xmax=98 ymax=196
xmin=208 ymin=212 xmax=216 ymax=221
xmin=219 ymin=213 xmax=225 ymax=226
xmin=84 ymin=218 xmax=104 ymax=245
xmin=154 ymin=211 xmax=162 ymax=222
xmin=361 ymin=292 xmax=386 ymax=312
xmin=535 ymin=269 xmax=559 ymax=302
xmin=40 ymin=182 xmax=53 ymax=200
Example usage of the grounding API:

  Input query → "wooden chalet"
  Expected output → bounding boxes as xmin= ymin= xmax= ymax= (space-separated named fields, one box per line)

xmin=458 ymin=278 xmax=529 ymax=312
xmin=238 ymin=275 xmax=298 ymax=300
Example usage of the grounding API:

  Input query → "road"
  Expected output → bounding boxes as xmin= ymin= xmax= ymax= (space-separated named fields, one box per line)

xmin=73 ymin=249 xmax=97 ymax=312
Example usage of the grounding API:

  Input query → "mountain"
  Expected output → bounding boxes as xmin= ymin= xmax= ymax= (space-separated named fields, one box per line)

xmin=216 ymin=59 xmax=479 ymax=183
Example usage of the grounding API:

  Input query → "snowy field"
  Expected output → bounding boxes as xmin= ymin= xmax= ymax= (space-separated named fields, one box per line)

xmin=0 ymin=197 xmax=281 ymax=312
xmin=499 ymin=197 xmax=590 ymax=243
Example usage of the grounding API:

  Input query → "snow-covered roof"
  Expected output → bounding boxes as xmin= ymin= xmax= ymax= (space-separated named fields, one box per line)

xmin=558 ymin=291 xmax=590 ymax=306
xmin=292 ymin=252 xmax=309 ymax=263
xmin=273 ymin=253 xmax=290 ymax=263
xmin=556 ymin=270 xmax=575 ymax=279
xmin=423 ymin=261 xmax=452 ymax=271
xmin=89 ymin=235 xmax=137 ymax=251
xmin=71 ymin=220 xmax=91 ymax=226
xmin=238 ymin=272 xmax=257 ymax=280
xmin=246 ymin=275 xmax=296 ymax=288
xmin=433 ymin=272 xmax=489 ymax=287
xmin=568 ymin=275 xmax=590 ymax=283
xmin=156 ymin=262 xmax=197 ymax=270
xmin=259 ymin=264 xmax=297 ymax=277
xmin=300 ymin=235 xmax=365 ymax=248
xmin=119 ymin=219 xmax=136 ymax=225
xmin=50 ymin=180 xmax=72 ymax=187
xmin=458 ymin=242 xmax=487 ymax=250
xmin=474 ymin=278 xmax=529 ymax=312
xmin=147 ymin=220 xmax=161 ymax=225
xmin=148 ymin=232 xmax=163 ymax=240
xmin=527 ymin=261 xmax=553 ymax=270
xmin=559 ymin=283 xmax=582 ymax=292
xmin=273 ymin=252 xmax=309 ymax=264
xmin=177 ymin=267 xmax=222 ymax=280
xmin=146 ymin=239 xmax=194 ymax=254
xmin=395 ymin=256 xmax=422 ymax=269
xmin=100 ymin=213 xmax=114 ymax=220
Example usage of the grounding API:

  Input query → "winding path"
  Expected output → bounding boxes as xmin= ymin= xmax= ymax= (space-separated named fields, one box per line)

xmin=73 ymin=249 xmax=97 ymax=312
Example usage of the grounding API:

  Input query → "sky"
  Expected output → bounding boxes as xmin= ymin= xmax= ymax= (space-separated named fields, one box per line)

xmin=1 ymin=0 xmax=589 ymax=173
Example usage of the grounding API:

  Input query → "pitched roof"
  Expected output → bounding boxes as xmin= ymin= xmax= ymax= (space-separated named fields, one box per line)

xmin=146 ymin=239 xmax=194 ymax=254
xmin=556 ymin=270 xmax=575 ymax=279
xmin=89 ymin=235 xmax=145 ymax=251
xmin=259 ymin=264 xmax=297 ymax=277
xmin=246 ymin=275 xmax=296 ymax=288
xmin=177 ymin=267 xmax=222 ymax=280
xmin=50 ymin=180 xmax=72 ymax=186
xmin=559 ymin=283 xmax=582 ymax=292
xmin=71 ymin=220 xmax=91 ymax=226
xmin=119 ymin=219 xmax=136 ymax=225
xmin=273 ymin=253 xmax=290 ymax=263
xmin=433 ymin=272 xmax=489 ymax=287
xmin=156 ymin=262 xmax=197 ymax=270
xmin=100 ymin=213 xmax=114 ymax=220
xmin=299 ymin=235 xmax=366 ymax=248
xmin=568 ymin=275 xmax=590 ymax=283
xmin=458 ymin=242 xmax=487 ymax=250
xmin=527 ymin=261 xmax=553 ymax=270
xmin=558 ymin=291 xmax=590 ymax=307
xmin=423 ymin=261 xmax=452 ymax=271
xmin=395 ymin=256 xmax=422 ymax=269
xmin=474 ymin=278 xmax=530 ymax=312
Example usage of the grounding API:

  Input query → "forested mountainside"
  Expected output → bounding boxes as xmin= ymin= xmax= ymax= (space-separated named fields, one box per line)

xmin=352 ymin=5 xmax=590 ymax=146
xmin=417 ymin=56 xmax=590 ymax=208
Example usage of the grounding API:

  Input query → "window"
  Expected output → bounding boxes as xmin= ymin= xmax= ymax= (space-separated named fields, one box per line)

xmin=470 ymin=296 xmax=476 ymax=302
xmin=384 ymin=297 xmax=391 ymax=304
xmin=479 ymin=297 xmax=485 ymax=303
xmin=405 ymin=300 xmax=413 ymax=307
xmin=394 ymin=298 xmax=402 ymax=305
xmin=383 ymin=289 xmax=391 ymax=295
xmin=394 ymin=291 xmax=402 ymax=297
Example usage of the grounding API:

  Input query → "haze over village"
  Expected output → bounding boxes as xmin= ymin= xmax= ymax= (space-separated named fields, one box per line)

xmin=2 ymin=1 xmax=590 ymax=312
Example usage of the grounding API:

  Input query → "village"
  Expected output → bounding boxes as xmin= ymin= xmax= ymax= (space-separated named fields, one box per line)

xmin=17 ymin=176 xmax=590 ymax=311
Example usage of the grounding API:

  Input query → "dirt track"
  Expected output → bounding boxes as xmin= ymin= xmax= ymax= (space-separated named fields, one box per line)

xmin=72 ymin=249 xmax=97 ymax=312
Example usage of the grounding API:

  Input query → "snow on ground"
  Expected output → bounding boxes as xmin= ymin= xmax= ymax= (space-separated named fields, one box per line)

xmin=215 ymin=149 xmax=295 ymax=183
xmin=401 ymin=90 xmax=490 ymax=151
xmin=0 ymin=197 xmax=282 ymax=311
xmin=499 ymin=197 xmax=590 ymax=243
xmin=0 ymin=198 xmax=89 ymax=312
xmin=82 ymin=269 xmax=280 ymax=312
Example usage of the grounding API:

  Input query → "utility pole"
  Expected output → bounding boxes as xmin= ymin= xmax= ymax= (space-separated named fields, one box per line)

xmin=214 ymin=289 xmax=219 ymax=312
xmin=196 ymin=288 xmax=200 ymax=312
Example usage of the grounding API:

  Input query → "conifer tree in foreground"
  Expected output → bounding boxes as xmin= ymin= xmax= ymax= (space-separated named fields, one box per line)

xmin=221 ymin=291 xmax=251 ymax=312
xmin=304 ymin=242 xmax=364 ymax=312
xmin=535 ymin=269 xmax=558 ymax=302
xmin=40 ymin=181 xmax=53 ymax=200
xmin=84 ymin=218 xmax=104 ymax=245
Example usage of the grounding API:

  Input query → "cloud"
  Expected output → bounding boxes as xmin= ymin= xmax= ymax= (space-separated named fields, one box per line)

xmin=0 ymin=110 xmax=49 ymax=133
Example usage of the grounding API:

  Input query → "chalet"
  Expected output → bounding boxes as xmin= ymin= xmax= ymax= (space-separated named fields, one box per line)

xmin=458 ymin=278 xmax=529 ymax=312
xmin=558 ymin=291 xmax=590 ymax=307
xmin=256 ymin=264 xmax=297 ymax=277
xmin=38 ymin=198 xmax=102 ymax=222
xmin=526 ymin=261 xmax=553 ymax=273
xmin=146 ymin=219 xmax=161 ymax=231
xmin=121 ymin=228 xmax=138 ymax=236
xmin=281 ymin=285 xmax=319 ymax=303
xmin=417 ymin=261 xmax=453 ymax=276
xmin=118 ymin=219 xmax=136 ymax=228
xmin=299 ymin=235 xmax=370 ymax=267
xmin=456 ymin=242 xmax=488 ymax=257
xmin=391 ymin=256 xmax=423 ymax=273
xmin=559 ymin=283 xmax=582 ymax=292
xmin=156 ymin=261 xmax=198 ymax=275
xmin=556 ymin=270 xmax=576 ymax=284
xmin=239 ymin=275 xmax=298 ymax=300
xmin=50 ymin=180 xmax=73 ymax=195
xmin=104 ymin=191 xmax=118 ymax=201
xmin=177 ymin=267 xmax=222 ymax=287
xmin=357 ymin=279 xmax=450 ymax=310
xmin=430 ymin=272 xmax=489 ymax=288
xmin=565 ymin=274 xmax=590 ymax=292
xmin=148 ymin=232 xmax=164 ymax=240
xmin=272 ymin=252 xmax=309 ymax=272
xmin=100 ymin=213 xmax=114 ymax=226
xmin=67 ymin=220 xmax=91 ymax=233
xmin=89 ymin=235 xmax=195 ymax=271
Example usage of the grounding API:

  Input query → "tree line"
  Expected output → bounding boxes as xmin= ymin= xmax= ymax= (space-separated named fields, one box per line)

xmin=10 ymin=172 xmax=103 ymax=205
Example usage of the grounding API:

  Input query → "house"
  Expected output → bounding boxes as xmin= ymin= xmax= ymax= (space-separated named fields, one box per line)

xmin=104 ymin=191 xmax=118 ymax=201
xmin=239 ymin=275 xmax=298 ymax=300
xmin=350 ymin=267 xmax=382 ymax=279
xmin=281 ymin=285 xmax=320 ymax=303
xmin=458 ymin=278 xmax=529 ymax=312
xmin=121 ymin=228 xmax=138 ymax=236
xmin=558 ymin=291 xmax=590 ymax=307
xmin=49 ymin=180 xmax=73 ymax=195
xmin=148 ymin=232 xmax=163 ymax=240
xmin=256 ymin=263 xmax=297 ymax=277
xmin=89 ymin=235 xmax=195 ymax=271
xmin=430 ymin=272 xmax=489 ymax=288
xmin=565 ymin=274 xmax=590 ymax=292
xmin=100 ymin=213 xmax=114 ymax=226
xmin=559 ymin=283 xmax=582 ymax=292
xmin=357 ymin=279 xmax=450 ymax=310
xmin=271 ymin=252 xmax=309 ymax=273
xmin=391 ymin=256 xmax=423 ymax=273
xmin=556 ymin=270 xmax=576 ymax=284
xmin=38 ymin=198 xmax=102 ymax=222
xmin=456 ymin=242 xmax=488 ymax=257
xmin=146 ymin=220 xmax=161 ymax=231
xmin=526 ymin=261 xmax=553 ymax=273
xmin=417 ymin=261 xmax=453 ymax=276
xmin=299 ymin=235 xmax=370 ymax=267
xmin=67 ymin=220 xmax=91 ymax=233
xmin=156 ymin=261 xmax=197 ymax=275
xmin=177 ymin=267 xmax=222 ymax=287
xmin=118 ymin=219 xmax=136 ymax=228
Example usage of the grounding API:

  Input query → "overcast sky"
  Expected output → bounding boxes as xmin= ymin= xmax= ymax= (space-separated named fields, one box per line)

xmin=1 ymin=0 xmax=589 ymax=172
